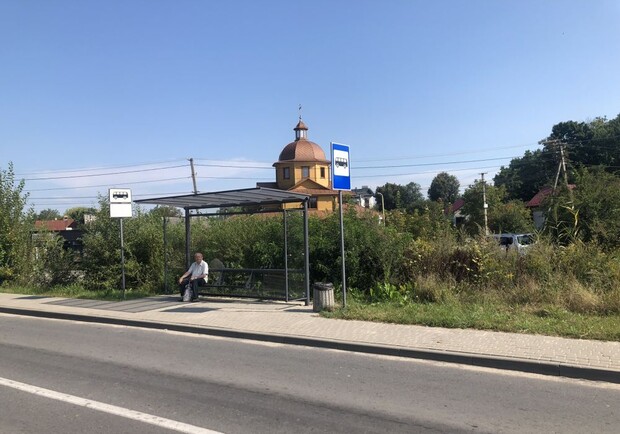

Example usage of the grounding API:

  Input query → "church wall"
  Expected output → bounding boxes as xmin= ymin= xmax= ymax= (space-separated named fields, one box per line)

xmin=275 ymin=164 xmax=295 ymax=190
xmin=275 ymin=162 xmax=331 ymax=190
xmin=317 ymin=196 xmax=335 ymax=211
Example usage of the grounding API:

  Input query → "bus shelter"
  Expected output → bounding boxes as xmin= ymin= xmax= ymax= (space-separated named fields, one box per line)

xmin=135 ymin=187 xmax=311 ymax=304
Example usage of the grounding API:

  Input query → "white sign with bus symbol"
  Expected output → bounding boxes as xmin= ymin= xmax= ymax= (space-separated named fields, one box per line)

xmin=109 ymin=188 xmax=133 ymax=218
xmin=333 ymin=150 xmax=349 ymax=177
xmin=109 ymin=189 xmax=132 ymax=203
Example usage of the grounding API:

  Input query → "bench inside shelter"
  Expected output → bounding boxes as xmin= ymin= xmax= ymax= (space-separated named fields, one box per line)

xmin=196 ymin=268 xmax=305 ymax=301
xmin=135 ymin=187 xmax=312 ymax=305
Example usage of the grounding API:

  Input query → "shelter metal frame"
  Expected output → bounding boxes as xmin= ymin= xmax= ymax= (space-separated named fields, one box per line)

xmin=135 ymin=187 xmax=311 ymax=304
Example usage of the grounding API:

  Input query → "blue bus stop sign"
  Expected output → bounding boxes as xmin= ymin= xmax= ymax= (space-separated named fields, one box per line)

xmin=331 ymin=142 xmax=350 ymax=190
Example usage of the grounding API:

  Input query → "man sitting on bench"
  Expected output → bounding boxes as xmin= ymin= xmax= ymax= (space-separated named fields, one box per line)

xmin=178 ymin=252 xmax=209 ymax=302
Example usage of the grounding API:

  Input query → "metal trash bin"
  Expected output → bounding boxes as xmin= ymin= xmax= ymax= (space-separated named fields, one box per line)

xmin=313 ymin=282 xmax=335 ymax=312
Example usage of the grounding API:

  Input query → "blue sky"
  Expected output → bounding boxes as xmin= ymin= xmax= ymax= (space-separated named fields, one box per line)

xmin=1 ymin=0 xmax=619 ymax=212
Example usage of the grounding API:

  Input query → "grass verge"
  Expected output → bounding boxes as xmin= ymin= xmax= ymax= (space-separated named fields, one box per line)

xmin=322 ymin=299 xmax=620 ymax=342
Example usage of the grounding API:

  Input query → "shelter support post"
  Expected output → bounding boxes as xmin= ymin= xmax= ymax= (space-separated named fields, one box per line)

xmin=303 ymin=200 xmax=310 ymax=306
xmin=283 ymin=209 xmax=289 ymax=302
xmin=163 ymin=216 xmax=168 ymax=292
xmin=184 ymin=208 xmax=191 ymax=269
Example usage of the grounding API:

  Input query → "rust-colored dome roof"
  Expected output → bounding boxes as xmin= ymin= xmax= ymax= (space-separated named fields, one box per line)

xmin=278 ymin=138 xmax=329 ymax=163
xmin=276 ymin=119 xmax=329 ymax=163
xmin=294 ymin=120 xmax=308 ymax=131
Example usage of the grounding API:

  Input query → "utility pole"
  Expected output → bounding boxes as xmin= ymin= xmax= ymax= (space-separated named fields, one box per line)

xmin=376 ymin=192 xmax=385 ymax=225
xmin=543 ymin=138 xmax=572 ymax=199
xmin=559 ymin=144 xmax=568 ymax=187
xmin=481 ymin=172 xmax=489 ymax=236
xmin=189 ymin=158 xmax=198 ymax=194
xmin=558 ymin=143 xmax=574 ymax=201
xmin=543 ymin=139 xmax=563 ymax=192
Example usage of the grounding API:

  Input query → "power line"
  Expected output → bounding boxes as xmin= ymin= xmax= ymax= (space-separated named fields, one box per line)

xmin=197 ymin=176 xmax=272 ymax=180
xmin=16 ymin=158 xmax=187 ymax=176
xmin=14 ymin=131 xmax=620 ymax=179
xmin=24 ymin=176 xmax=191 ymax=192
xmin=194 ymin=163 xmax=272 ymax=169
xmin=354 ymin=143 xmax=542 ymax=162
xmin=352 ymin=133 xmax=620 ymax=163
xmin=23 ymin=165 xmax=187 ymax=181
xmin=353 ymin=165 xmax=504 ymax=179
xmin=352 ymin=156 xmax=516 ymax=170
xmin=27 ymin=191 xmax=192 ymax=201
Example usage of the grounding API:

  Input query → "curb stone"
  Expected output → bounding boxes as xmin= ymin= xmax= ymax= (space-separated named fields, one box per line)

xmin=1 ymin=306 xmax=619 ymax=384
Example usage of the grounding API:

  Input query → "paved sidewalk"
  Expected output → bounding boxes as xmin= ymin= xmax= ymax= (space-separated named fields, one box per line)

xmin=1 ymin=292 xmax=619 ymax=383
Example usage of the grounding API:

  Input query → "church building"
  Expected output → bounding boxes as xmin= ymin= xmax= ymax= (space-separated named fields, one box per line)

xmin=258 ymin=119 xmax=339 ymax=211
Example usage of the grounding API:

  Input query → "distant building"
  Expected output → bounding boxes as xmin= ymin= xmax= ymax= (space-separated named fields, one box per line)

xmin=33 ymin=216 xmax=83 ymax=254
xmin=258 ymin=119 xmax=341 ymax=211
xmin=526 ymin=185 xmax=576 ymax=230
xmin=446 ymin=198 xmax=466 ymax=227
xmin=352 ymin=186 xmax=376 ymax=209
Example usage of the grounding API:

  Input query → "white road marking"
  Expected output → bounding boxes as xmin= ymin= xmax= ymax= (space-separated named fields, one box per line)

xmin=0 ymin=376 xmax=223 ymax=434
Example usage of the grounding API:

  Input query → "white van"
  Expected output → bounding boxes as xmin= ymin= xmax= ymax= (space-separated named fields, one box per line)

xmin=492 ymin=233 xmax=534 ymax=254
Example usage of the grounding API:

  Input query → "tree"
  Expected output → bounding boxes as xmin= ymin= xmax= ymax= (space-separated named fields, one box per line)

xmin=462 ymin=180 xmax=504 ymax=234
xmin=544 ymin=167 xmax=620 ymax=247
xmin=494 ymin=149 xmax=557 ymax=202
xmin=65 ymin=207 xmax=97 ymax=224
xmin=36 ymin=208 xmax=62 ymax=220
xmin=428 ymin=172 xmax=460 ymax=204
xmin=149 ymin=205 xmax=183 ymax=218
xmin=491 ymin=200 xmax=534 ymax=234
xmin=463 ymin=180 xmax=534 ymax=234
xmin=0 ymin=163 xmax=31 ymax=282
xmin=495 ymin=114 xmax=620 ymax=202
xmin=375 ymin=182 xmax=424 ymax=212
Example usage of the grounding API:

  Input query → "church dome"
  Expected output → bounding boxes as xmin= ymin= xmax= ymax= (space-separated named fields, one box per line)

xmin=277 ymin=120 xmax=329 ymax=163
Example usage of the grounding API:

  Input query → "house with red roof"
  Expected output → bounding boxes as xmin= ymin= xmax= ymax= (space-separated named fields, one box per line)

xmin=446 ymin=197 xmax=466 ymax=227
xmin=33 ymin=216 xmax=83 ymax=253
xmin=526 ymin=185 xmax=576 ymax=229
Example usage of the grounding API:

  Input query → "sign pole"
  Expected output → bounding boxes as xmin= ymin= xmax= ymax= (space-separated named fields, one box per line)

xmin=332 ymin=142 xmax=350 ymax=308
xmin=109 ymin=188 xmax=132 ymax=300
xmin=120 ymin=217 xmax=126 ymax=299
xmin=338 ymin=190 xmax=347 ymax=307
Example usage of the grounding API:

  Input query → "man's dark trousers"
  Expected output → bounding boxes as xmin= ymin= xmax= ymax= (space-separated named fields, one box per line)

xmin=179 ymin=277 xmax=206 ymax=299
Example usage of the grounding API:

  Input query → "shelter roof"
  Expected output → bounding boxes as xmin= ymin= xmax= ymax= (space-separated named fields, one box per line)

xmin=134 ymin=187 xmax=309 ymax=210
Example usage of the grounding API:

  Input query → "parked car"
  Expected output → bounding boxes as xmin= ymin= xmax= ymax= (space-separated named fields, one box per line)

xmin=492 ymin=233 xmax=534 ymax=254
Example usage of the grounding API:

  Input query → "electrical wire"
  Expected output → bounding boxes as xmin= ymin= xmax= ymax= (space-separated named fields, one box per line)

xmin=352 ymin=156 xmax=516 ymax=170
xmin=194 ymin=163 xmax=272 ymax=169
xmin=27 ymin=191 xmax=193 ymax=201
xmin=24 ymin=176 xmax=191 ymax=192
xmin=196 ymin=176 xmax=272 ymax=180
xmin=354 ymin=142 xmax=542 ymax=162
xmin=16 ymin=158 xmax=187 ymax=176
xmin=353 ymin=165 xmax=504 ymax=179
xmin=23 ymin=165 xmax=187 ymax=181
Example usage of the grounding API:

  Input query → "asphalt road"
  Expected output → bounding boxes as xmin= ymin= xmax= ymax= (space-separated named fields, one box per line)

xmin=0 ymin=314 xmax=618 ymax=434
